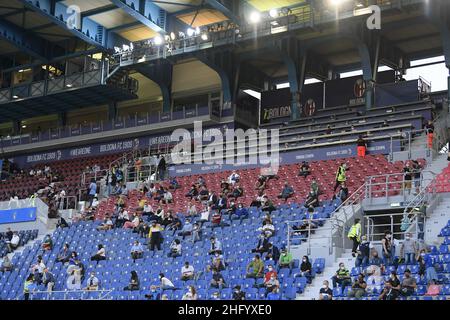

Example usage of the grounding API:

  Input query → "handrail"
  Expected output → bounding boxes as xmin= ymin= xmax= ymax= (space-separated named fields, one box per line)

xmin=17 ymin=289 xmax=113 ymax=300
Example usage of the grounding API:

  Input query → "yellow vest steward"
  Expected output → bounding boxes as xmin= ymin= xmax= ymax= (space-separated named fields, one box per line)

xmin=348 ymin=223 xmax=361 ymax=241
xmin=336 ymin=166 xmax=346 ymax=182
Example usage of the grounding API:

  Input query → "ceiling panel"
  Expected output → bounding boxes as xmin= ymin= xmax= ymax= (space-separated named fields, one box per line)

xmin=89 ymin=8 xmax=137 ymax=29
xmin=5 ymin=11 xmax=51 ymax=29
xmin=118 ymin=26 xmax=157 ymax=42
xmin=177 ymin=9 xmax=228 ymax=28
xmin=61 ymin=0 xmax=112 ymax=12
xmin=248 ymin=0 xmax=306 ymax=11
xmin=154 ymin=0 xmax=203 ymax=13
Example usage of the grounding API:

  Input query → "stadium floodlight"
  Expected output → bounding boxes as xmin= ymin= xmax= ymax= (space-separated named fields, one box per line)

xmin=154 ymin=35 xmax=163 ymax=46
xmin=269 ymin=8 xmax=278 ymax=18
xmin=12 ymin=95 xmax=19 ymax=99
xmin=66 ymin=84 xmax=73 ymax=88
xmin=249 ymin=11 xmax=261 ymax=24
xmin=330 ymin=0 xmax=346 ymax=6
xmin=170 ymin=32 xmax=176 ymax=41
xmin=122 ymin=44 xmax=130 ymax=51
xmin=21 ymin=125 xmax=26 ymax=129
xmin=114 ymin=46 xmax=121 ymax=53
xmin=187 ymin=28 xmax=195 ymax=37
xmin=201 ymin=32 xmax=209 ymax=41
xmin=195 ymin=27 xmax=200 ymax=35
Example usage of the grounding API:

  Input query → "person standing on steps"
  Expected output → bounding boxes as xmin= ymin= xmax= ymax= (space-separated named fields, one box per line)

xmin=334 ymin=163 xmax=348 ymax=192
xmin=348 ymin=218 xmax=362 ymax=257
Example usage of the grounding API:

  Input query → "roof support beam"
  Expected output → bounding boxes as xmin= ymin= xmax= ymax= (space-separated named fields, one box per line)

xmin=204 ymin=0 xmax=240 ymax=25
xmin=81 ymin=5 xmax=117 ymax=18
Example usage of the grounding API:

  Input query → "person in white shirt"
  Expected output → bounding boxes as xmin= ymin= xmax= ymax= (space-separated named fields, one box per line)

xmin=90 ymin=244 xmax=106 ymax=262
xmin=182 ymin=286 xmax=198 ymax=300
xmin=143 ymin=203 xmax=153 ymax=215
xmin=31 ymin=256 xmax=46 ymax=284
xmin=199 ymin=205 xmax=211 ymax=227
xmin=67 ymin=269 xmax=82 ymax=291
xmin=85 ymin=272 xmax=100 ymax=291
xmin=159 ymin=273 xmax=176 ymax=290
xmin=91 ymin=197 xmax=99 ymax=208
xmin=97 ymin=218 xmax=113 ymax=231
xmin=163 ymin=191 xmax=173 ymax=204
xmin=7 ymin=232 xmax=20 ymax=252
xmin=259 ymin=222 xmax=275 ymax=238
xmin=168 ymin=239 xmax=182 ymax=258
xmin=209 ymin=237 xmax=223 ymax=255
xmin=228 ymin=171 xmax=240 ymax=186
xmin=181 ymin=262 xmax=195 ymax=281
xmin=29 ymin=169 xmax=35 ymax=176
xmin=186 ymin=201 xmax=197 ymax=217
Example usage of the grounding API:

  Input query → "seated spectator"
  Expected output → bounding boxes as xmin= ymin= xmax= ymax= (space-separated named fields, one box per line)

xmin=279 ymin=247 xmax=293 ymax=269
xmin=196 ymin=176 xmax=206 ymax=188
xmin=161 ymin=211 xmax=173 ymax=227
xmin=278 ymin=182 xmax=294 ymax=202
xmin=181 ymin=262 xmax=195 ymax=281
xmin=331 ymin=262 xmax=351 ymax=290
xmin=250 ymin=191 xmax=265 ymax=208
xmin=185 ymin=184 xmax=199 ymax=199
xmin=368 ymin=249 xmax=383 ymax=266
xmin=90 ymin=244 xmax=106 ymax=262
xmin=207 ymin=252 xmax=225 ymax=272
xmin=42 ymin=234 xmax=53 ymax=251
xmin=255 ymin=176 xmax=267 ymax=192
xmin=56 ymin=217 xmax=69 ymax=229
xmin=146 ymin=183 xmax=157 ymax=198
xmin=311 ymin=179 xmax=320 ymax=196
xmin=210 ymin=269 xmax=226 ymax=289
xmin=210 ymin=209 xmax=229 ymax=229
xmin=145 ymin=285 xmax=161 ymax=300
xmin=246 ymin=255 xmax=264 ymax=279
xmin=124 ymin=271 xmax=140 ymax=291
xmin=299 ymin=256 xmax=312 ymax=283
xmin=192 ymin=222 xmax=202 ymax=243
xmin=228 ymin=185 xmax=244 ymax=199
xmin=143 ymin=201 xmax=154 ymax=216
xmin=182 ymin=286 xmax=198 ymax=300
xmin=67 ymin=269 xmax=82 ymax=291
xmin=265 ymin=243 xmax=280 ymax=264
xmin=347 ymin=273 xmax=367 ymax=299
xmin=114 ymin=209 xmax=127 ymax=228
xmin=130 ymin=240 xmax=144 ymax=262
xmin=379 ymin=271 xmax=401 ymax=300
xmin=178 ymin=219 xmax=193 ymax=240
xmin=153 ymin=186 xmax=166 ymax=202
xmin=400 ymin=269 xmax=417 ymax=296
xmin=261 ymin=196 xmax=276 ymax=214
xmin=216 ymin=194 xmax=227 ymax=211
xmin=207 ymin=191 xmax=218 ymax=207
xmin=159 ymin=273 xmax=176 ymax=290
xmin=319 ymin=280 xmax=333 ymax=300
xmin=6 ymin=231 xmax=20 ymax=253
xmin=0 ymin=255 xmax=13 ymax=273
xmin=166 ymin=213 xmax=182 ymax=236
xmin=228 ymin=170 xmax=240 ymax=185
xmin=168 ymin=178 xmax=180 ymax=190
xmin=123 ymin=214 xmax=140 ymax=230
xmin=97 ymin=218 xmax=114 ymax=231
xmin=168 ymin=239 xmax=182 ymax=258
xmin=209 ymin=237 xmax=222 ymax=255
xmin=252 ymin=233 xmax=270 ymax=254
xmin=198 ymin=186 xmax=209 ymax=202
xmin=298 ymin=161 xmax=311 ymax=178
xmin=304 ymin=190 xmax=319 ymax=208
xmin=258 ymin=221 xmax=275 ymax=238
xmin=186 ymin=201 xmax=197 ymax=217
xmin=121 ymin=184 xmax=129 ymax=197
xmin=417 ymin=249 xmax=438 ymax=284
xmin=266 ymin=287 xmax=281 ymax=300
xmin=161 ymin=190 xmax=173 ymax=204
xmin=220 ymin=179 xmax=230 ymax=195
xmin=30 ymin=256 xmax=45 ymax=285
xmin=264 ymin=272 xmax=280 ymax=296
xmin=85 ymin=272 xmax=100 ymax=291
xmin=233 ymin=285 xmax=246 ymax=300
xmin=42 ymin=268 xmax=55 ymax=292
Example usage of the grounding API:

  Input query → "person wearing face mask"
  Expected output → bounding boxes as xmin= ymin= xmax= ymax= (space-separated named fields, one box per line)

xmin=331 ymin=262 xmax=351 ymax=291
xmin=381 ymin=230 xmax=393 ymax=265
xmin=85 ymin=272 xmax=99 ymax=291
xmin=355 ymin=235 xmax=373 ymax=267
xmin=145 ymin=285 xmax=161 ymax=300
xmin=264 ymin=273 xmax=280 ymax=297
xmin=348 ymin=219 xmax=362 ymax=257
xmin=266 ymin=286 xmax=281 ymax=300
xmin=319 ymin=280 xmax=333 ymax=300
xmin=400 ymin=233 xmax=417 ymax=265
xmin=210 ymin=269 xmax=226 ymax=289
xmin=265 ymin=243 xmax=280 ymax=264
xmin=368 ymin=249 xmax=383 ymax=267
xmin=252 ymin=233 xmax=270 ymax=254
xmin=347 ymin=273 xmax=367 ymax=299
xmin=299 ymin=256 xmax=312 ymax=284
xmin=246 ymin=254 xmax=264 ymax=279
xmin=209 ymin=237 xmax=222 ymax=255
xmin=232 ymin=285 xmax=246 ymax=300
xmin=334 ymin=163 xmax=348 ymax=192
xmin=230 ymin=203 xmax=248 ymax=223
xmin=182 ymin=285 xmax=198 ymax=300
xmin=159 ymin=273 xmax=176 ymax=290
xmin=400 ymin=269 xmax=417 ymax=296
xmin=279 ymin=247 xmax=293 ymax=270
xmin=379 ymin=271 xmax=401 ymax=300
xmin=417 ymin=249 xmax=438 ymax=284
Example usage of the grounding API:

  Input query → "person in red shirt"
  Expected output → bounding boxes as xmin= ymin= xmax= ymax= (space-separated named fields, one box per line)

xmin=264 ymin=265 xmax=278 ymax=283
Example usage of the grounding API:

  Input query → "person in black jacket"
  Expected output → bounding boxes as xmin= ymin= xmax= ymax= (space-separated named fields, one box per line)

xmin=252 ymin=233 xmax=270 ymax=254
xmin=157 ymin=155 xmax=166 ymax=180
xmin=265 ymin=243 xmax=280 ymax=264
xmin=299 ymin=256 xmax=313 ymax=284
xmin=145 ymin=285 xmax=161 ymax=300
xmin=124 ymin=270 xmax=140 ymax=291
xmin=232 ymin=285 xmax=246 ymax=300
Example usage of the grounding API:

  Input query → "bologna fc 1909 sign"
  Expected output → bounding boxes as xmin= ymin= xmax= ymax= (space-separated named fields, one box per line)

xmin=354 ymin=78 xmax=366 ymax=98
xmin=303 ymin=99 xmax=316 ymax=117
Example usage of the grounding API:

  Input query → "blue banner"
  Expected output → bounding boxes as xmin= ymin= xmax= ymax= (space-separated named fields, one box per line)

xmin=0 ymin=207 xmax=37 ymax=224
xmin=375 ymin=80 xmax=419 ymax=108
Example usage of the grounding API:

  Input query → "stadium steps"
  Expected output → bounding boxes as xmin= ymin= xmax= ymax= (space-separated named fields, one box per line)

xmin=425 ymin=196 xmax=450 ymax=244
xmin=297 ymin=249 xmax=355 ymax=300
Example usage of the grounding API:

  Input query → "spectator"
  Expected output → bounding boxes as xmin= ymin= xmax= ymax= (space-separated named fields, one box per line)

xmin=42 ymin=268 xmax=55 ymax=292
xmin=261 ymin=196 xmax=276 ymax=214
xmin=355 ymin=235 xmax=372 ymax=267
xmin=246 ymin=255 xmax=264 ymax=279
xmin=279 ymin=247 xmax=293 ymax=269
xmin=425 ymin=120 xmax=434 ymax=149
xmin=85 ymin=272 xmax=100 ymax=291
xmin=192 ymin=222 xmax=202 ymax=243
xmin=198 ymin=186 xmax=209 ymax=201
xmin=210 ymin=269 xmax=226 ymax=289
xmin=199 ymin=205 xmax=211 ymax=227
xmin=130 ymin=240 xmax=144 ymax=262
xmin=7 ymin=231 xmax=20 ymax=253
xmin=207 ymin=191 xmax=218 ymax=207
xmin=311 ymin=179 xmax=320 ymax=196
xmin=159 ymin=273 xmax=176 ymax=290
xmin=186 ymin=201 xmax=197 ymax=217
xmin=148 ymin=221 xmax=163 ymax=251
xmin=216 ymin=194 xmax=227 ymax=211
xmin=356 ymin=135 xmax=367 ymax=158
xmin=88 ymin=178 xmax=97 ymax=206
xmin=335 ymin=182 xmax=349 ymax=202
xmin=30 ymin=256 xmax=45 ymax=285
xmin=304 ymin=190 xmax=319 ymax=209
xmin=347 ymin=273 xmax=367 ymax=299
xmin=90 ymin=244 xmax=106 ymax=262
xmin=319 ymin=280 xmax=333 ymax=300
xmin=181 ymin=262 xmax=195 ymax=281
xmin=299 ymin=256 xmax=312 ymax=283
xmin=379 ymin=271 xmax=401 ymax=300
xmin=403 ymin=162 xmax=413 ymax=194
xmin=252 ymin=233 xmax=270 ymax=254
xmin=381 ymin=230 xmax=394 ymax=265
xmin=255 ymin=176 xmax=267 ymax=192
xmin=209 ymin=237 xmax=222 ymax=255
xmin=67 ymin=269 xmax=82 ymax=291
xmin=124 ymin=271 xmax=140 ymax=291
xmin=233 ymin=285 xmax=246 ymax=300
xmin=400 ymin=233 xmax=417 ymax=265
xmin=265 ymin=243 xmax=280 ymax=264
xmin=258 ymin=221 xmax=275 ymax=238
xmin=411 ymin=160 xmax=423 ymax=194
xmin=168 ymin=239 xmax=182 ymax=258
xmin=97 ymin=218 xmax=114 ymax=231
xmin=264 ymin=271 xmax=280 ymax=296
xmin=400 ymin=269 xmax=417 ymax=297
xmin=42 ymin=234 xmax=53 ymax=251
xmin=23 ymin=274 xmax=35 ymax=300
xmin=182 ymin=286 xmax=198 ymax=300
xmin=331 ymin=262 xmax=351 ymax=290
xmin=0 ymin=255 xmax=13 ymax=273
xmin=211 ymin=209 xmax=229 ymax=229
xmin=185 ymin=184 xmax=199 ymax=199
xmin=207 ymin=253 xmax=225 ymax=272
xmin=333 ymin=163 xmax=348 ymax=192
xmin=162 ymin=190 xmax=173 ymax=204
xmin=229 ymin=185 xmax=244 ymax=199
xmin=347 ymin=218 xmax=362 ymax=257
xmin=145 ymin=285 xmax=161 ymax=300
xmin=368 ymin=249 xmax=383 ymax=267
xmin=168 ymin=177 xmax=180 ymax=190
xmin=228 ymin=171 xmax=240 ymax=185
xmin=417 ymin=249 xmax=438 ymax=284
xmin=178 ymin=218 xmax=193 ymax=240
xmin=298 ymin=161 xmax=311 ymax=178
xmin=278 ymin=182 xmax=294 ymax=202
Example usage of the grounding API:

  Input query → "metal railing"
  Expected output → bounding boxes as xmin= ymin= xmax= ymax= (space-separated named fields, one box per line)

xmin=57 ymin=196 xmax=78 ymax=210
xmin=16 ymin=289 xmax=113 ymax=301
xmin=364 ymin=212 xmax=422 ymax=242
